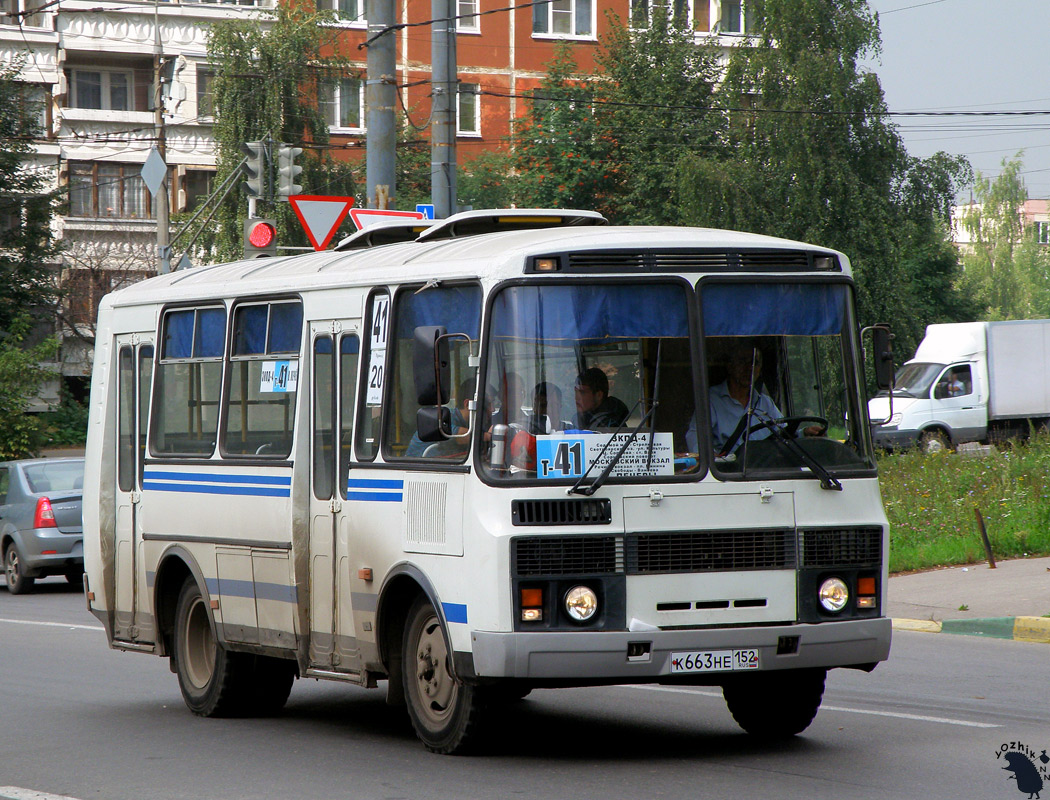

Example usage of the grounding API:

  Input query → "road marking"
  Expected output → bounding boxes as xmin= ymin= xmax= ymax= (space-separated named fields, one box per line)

xmin=0 ymin=788 xmax=83 ymax=800
xmin=0 ymin=617 xmax=102 ymax=632
xmin=621 ymin=685 xmax=1001 ymax=728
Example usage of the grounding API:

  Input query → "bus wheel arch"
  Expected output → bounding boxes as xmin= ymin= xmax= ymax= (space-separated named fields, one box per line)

xmin=154 ymin=547 xmax=208 ymax=659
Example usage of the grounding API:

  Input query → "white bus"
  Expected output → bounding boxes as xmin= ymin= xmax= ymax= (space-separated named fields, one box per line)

xmin=83 ymin=209 xmax=892 ymax=754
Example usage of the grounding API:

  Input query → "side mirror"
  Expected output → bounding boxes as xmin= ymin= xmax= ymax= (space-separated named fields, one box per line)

xmin=871 ymin=324 xmax=894 ymax=391
xmin=417 ymin=406 xmax=451 ymax=443
xmin=413 ymin=325 xmax=450 ymax=406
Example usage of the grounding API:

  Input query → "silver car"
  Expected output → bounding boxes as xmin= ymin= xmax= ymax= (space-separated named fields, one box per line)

xmin=1 ymin=458 xmax=85 ymax=594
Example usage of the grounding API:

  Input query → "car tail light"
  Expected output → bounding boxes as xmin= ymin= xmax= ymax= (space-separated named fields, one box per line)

xmin=34 ymin=497 xmax=57 ymax=529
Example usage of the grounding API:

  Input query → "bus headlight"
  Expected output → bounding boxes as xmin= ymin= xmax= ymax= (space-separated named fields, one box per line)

xmin=818 ymin=577 xmax=850 ymax=613
xmin=564 ymin=585 xmax=598 ymax=621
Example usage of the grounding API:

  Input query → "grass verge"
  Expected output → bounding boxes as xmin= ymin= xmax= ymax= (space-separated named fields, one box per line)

xmin=879 ymin=434 xmax=1050 ymax=573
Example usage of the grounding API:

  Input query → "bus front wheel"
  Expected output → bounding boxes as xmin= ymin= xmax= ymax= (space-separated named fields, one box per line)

xmin=723 ymin=668 xmax=826 ymax=738
xmin=402 ymin=596 xmax=484 ymax=754
xmin=173 ymin=577 xmax=250 ymax=717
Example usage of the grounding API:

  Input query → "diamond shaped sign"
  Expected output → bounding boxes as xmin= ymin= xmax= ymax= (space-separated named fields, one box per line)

xmin=141 ymin=147 xmax=167 ymax=197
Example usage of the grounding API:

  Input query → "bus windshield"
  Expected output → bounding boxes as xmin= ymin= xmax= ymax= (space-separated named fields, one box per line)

xmin=480 ymin=281 xmax=698 ymax=482
xmin=699 ymin=281 xmax=875 ymax=477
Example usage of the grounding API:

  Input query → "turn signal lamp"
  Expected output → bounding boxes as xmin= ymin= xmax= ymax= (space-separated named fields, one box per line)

xmin=34 ymin=497 xmax=56 ymax=529
xmin=521 ymin=587 xmax=543 ymax=621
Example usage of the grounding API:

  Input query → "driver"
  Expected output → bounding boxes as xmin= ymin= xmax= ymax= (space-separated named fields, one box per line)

xmin=685 ymin=341 xmax=821 ymax=454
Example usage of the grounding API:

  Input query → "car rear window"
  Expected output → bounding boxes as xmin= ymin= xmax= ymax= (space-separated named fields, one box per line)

xmin=23 ymin=461 xmax=84 ymax=493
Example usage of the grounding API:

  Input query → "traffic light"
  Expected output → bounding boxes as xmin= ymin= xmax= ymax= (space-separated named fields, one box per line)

xmin=241 ymin=141 xmax=267 ymax=198
xmin=243 ymin=218 xmax=277 ymax=258
xmin=276 ymin=144 xmax=303 ymax=199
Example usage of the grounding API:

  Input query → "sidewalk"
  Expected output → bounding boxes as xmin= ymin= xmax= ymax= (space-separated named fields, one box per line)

xmin=888 ymin=555 xmax=1050 ymax=643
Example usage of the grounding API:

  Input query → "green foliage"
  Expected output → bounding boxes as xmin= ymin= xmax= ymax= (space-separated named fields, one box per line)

xmin=0 ymin=57 xmax=62 ymax=333
xmin=205 ymin=5 xmax=355 ymax=260
xmin=957 ymin=156 xmax=1050 ymax=320
xmin=0 ymin=318 xmax=58 ymax=459
xmin=881 ymin=436 xmax=1050 ymax=572
xmin=41 ymin=393 xmax=90 ymax=447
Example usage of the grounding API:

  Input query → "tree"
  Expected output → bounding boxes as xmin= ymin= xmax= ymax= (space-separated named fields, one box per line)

xmin=957 ymin=156 xmax=1050 ymax=320
xmin=204 ymin=4 xmax=357 ymax=261
xmin=0 ymin=58 xmax=61 ymax=334
xmin=0 ymin=316 xmax=57 ymax=458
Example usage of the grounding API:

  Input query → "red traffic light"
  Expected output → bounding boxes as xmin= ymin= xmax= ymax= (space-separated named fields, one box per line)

xmin=247 ymin=220 xmax=276 ymax=248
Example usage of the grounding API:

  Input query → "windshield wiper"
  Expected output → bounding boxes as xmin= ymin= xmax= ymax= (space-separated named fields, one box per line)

xmin=746 ymin=415 xmax=842 ymax=491
xmin=567 ymin=401 xmax=657 ymax=496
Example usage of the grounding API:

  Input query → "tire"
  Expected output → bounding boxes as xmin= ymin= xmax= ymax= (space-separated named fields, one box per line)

xmin=402 ymin=596 xmax=484 ymax=754
xmin=919 ymin=429 xmax=950 ymax=454
xmin=172 ymin=577 xmax=250 ymax=717
xmin=4 ymin=543 xmax=35 ymax=595
xmin=723 ymin=668 xmax=826 ymax=738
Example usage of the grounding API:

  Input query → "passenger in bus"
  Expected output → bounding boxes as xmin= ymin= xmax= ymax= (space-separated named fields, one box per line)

xmin=685 ymin=342 xmax=821 ymax=454
xmin=404 ymin=378 xmax=474 ymax=457
xmin=573 ymin=367 xmax=629 ymax=430
xmin=525 ymin=382 xmax=571 ymax=434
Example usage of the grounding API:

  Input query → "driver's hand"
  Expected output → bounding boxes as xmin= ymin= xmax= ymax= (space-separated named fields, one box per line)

xmin=803 ymin=425 xmax=824 ymax=437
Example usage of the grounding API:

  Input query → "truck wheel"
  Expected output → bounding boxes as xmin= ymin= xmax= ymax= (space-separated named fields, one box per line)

xmin=4 ymin=543 xmax=35 ymax=595
xmin=173 ymin=577 xmax=250 ymax=717
xmin=723 ymin=668 xmax=826 ymax=738
xmin=919 ymin=429 xmax=950 ymax=454
xmin=402 ymin=596 xmax=484 ymax=754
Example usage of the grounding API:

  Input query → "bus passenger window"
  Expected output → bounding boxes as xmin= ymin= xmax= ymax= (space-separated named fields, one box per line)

xmin=340 ymin=334 xmax=359 ymax=493
xmin=151 ymin=306 xmax=225 ymax=456
xmin=224 ymin=300 xmax=304 ymax=458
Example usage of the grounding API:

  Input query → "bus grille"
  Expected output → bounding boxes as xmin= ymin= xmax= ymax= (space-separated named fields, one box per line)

xmin=512 ymin=498 xmax=612 ymax=526
xmin=626 ymin=529 xmax=796 ymax=574
xmin=513 ymin=536 xmax=623 ymax=576
xmin=798 ymin=527 xmax=882 ymax=567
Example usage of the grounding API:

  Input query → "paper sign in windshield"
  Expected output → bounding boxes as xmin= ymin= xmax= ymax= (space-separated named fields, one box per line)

xmin=535 ymin=432 xmax=674 ymax=479
xmin=260 ymin=360 xmax=298 ymax=393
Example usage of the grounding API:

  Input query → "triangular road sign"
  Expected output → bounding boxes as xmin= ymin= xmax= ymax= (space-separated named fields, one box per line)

xmin=289 ymin=195 xmax=356 ymax=251
xmin=349 ymin=208 xmax=426 ymax=231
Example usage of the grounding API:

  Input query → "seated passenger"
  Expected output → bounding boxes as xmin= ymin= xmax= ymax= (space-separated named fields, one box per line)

xmin=572 ymin=367 xmax=629 ymax=430
xmin=404 ymin=378 xmax=473 ymax=457
xmin=525 ymin=382 xmax=571 ymax=434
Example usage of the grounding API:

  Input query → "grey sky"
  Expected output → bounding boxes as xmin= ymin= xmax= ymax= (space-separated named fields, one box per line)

xmin=864 ymin=0 xmax=1050 ymax=199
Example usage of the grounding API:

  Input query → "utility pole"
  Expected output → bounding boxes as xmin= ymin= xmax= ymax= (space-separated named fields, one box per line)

xmin=153 ymin=0 xmax=170 ymax=274
xmin=431 ymin=0 xmax=457 ymax=218
xmin=366 ymin=0 xmax=396 ymax=209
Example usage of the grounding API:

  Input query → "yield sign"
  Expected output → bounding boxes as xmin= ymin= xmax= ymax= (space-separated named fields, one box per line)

xmin=289 ymin=195 xmax=356 ymax=251
xmin=349 ymin=208 xmax=426 ymax=231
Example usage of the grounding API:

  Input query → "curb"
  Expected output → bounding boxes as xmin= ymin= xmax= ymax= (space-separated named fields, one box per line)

xmin=893 ymin=616 xmax=1050 ymax=643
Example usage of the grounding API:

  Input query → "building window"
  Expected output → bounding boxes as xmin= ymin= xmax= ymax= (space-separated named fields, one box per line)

xmin=630 ymin=0 xmax=691 ymax=28
xmin=1036 ymin=220 xmax=1050 ymax=245
xmin=69 ymin=162 xmax=151 ymax=219
xmin=457 ymin=0 xmax=479 ymax=31
xmin=322 ymin=78 xmax=365 ymax=131
xmin=457 ymin=83 xmax=480 ymax=136
xmin=316 ymin=0 xmax=363 ymax=22
xmin=182 ymin=169 xmax=215 ymax=212
xmin=69 ymin=69 xmax=133 ymax=111
xmin=196 ymin=67 xmax=216 ymax=119
xmin=533 ymin=0 xmax=592 ymax=38
xmin=65 ymin=268 xmax=151 ymax=327
xmin=716 ymin=0 xmax=750 ymax=33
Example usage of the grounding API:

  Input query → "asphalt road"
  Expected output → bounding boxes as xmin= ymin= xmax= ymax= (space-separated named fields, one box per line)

xmin=2 ymin=578 xmax=1048 ymax=800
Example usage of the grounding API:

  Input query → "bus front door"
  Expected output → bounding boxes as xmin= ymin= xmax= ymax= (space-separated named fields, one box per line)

xmin=113 ymin=335 xmax=154 ymax=643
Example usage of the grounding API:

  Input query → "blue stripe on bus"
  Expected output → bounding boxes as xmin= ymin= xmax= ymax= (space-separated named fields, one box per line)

xmin=443 ymin=603 xmax=468 ymax=624
xmin=143 ymin=481 xmax=291 ymax=498
xmin=205 ymin=577 xmax=298 ymax=604
xmin=347 ymin=491 xmax=403 ymax=502
xmin=145 ymin=471 xmax=291 ymax=486
xmin=347 ymin=478 xmax=404 ymax=490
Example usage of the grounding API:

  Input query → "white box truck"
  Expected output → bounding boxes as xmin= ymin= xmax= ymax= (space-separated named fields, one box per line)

xmin=869 ymin=319 xmax=1050 ymax=452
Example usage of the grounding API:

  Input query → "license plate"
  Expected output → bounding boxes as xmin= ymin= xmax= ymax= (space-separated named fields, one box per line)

xmin=669 ymin=648 xmax=759 ymax=674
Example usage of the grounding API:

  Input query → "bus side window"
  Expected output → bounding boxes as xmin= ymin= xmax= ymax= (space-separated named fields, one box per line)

xmin=356 ymin=293 xmax=389 ymax=462
xmin=340 ymin=334 xmax=360 ymax=494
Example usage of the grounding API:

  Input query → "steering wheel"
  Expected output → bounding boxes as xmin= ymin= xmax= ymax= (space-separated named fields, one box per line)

xmin=746 ymin=415 xmax=828 ymax=438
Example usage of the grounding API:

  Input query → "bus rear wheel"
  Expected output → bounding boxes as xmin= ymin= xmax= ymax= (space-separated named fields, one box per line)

xmin=723 ymin=668 xmax=826 ymax=738
xmin=402 ymin=596 xmax=484 ymax=754
xmin=173 ymin=577 xmax=250 ymax=717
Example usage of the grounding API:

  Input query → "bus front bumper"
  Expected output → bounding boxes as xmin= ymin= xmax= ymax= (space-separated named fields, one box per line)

xmin=468 ymin=617 xmax=891 ymax=680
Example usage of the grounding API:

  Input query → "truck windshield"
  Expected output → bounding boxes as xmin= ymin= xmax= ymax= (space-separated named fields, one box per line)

xmin=698 ymin=281 xmax=875 ymax=477
xmin=479 ymin=281 xmax=697 ymax=483
xmin=885 ymin=362 xmax=944 ymax=398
